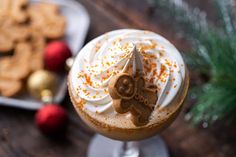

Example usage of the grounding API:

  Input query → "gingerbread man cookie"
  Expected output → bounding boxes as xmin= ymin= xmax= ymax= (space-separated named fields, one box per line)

xmin=11 ymin=0 xmax=28 ymax=23
xmin=0 ymin=0 xmax=28 ymax=23
xmin=0 ymin=18 xmax=30 ymax=52
xmin=109 ymin=73 xmax=158 ymax=126
xmin=0 ymin=30 xmax=14 ymax=52
xmin=0 ymin=42 xmax=32 ymax=80
xmin=0 ymin=78 xmax=22 ymax=97
xmin=28 ymin=3 xmax=66 ymax=39
xmin=29 ymin=28 xmax=46 ymax=71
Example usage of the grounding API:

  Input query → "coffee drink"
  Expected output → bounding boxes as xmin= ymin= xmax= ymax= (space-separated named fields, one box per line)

xmin=68 ymin=29 xmax=189 ymax=140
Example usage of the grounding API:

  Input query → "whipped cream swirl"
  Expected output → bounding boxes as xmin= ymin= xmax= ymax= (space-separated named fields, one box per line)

xmin=70 ymin=29 xmax=186 ymax=114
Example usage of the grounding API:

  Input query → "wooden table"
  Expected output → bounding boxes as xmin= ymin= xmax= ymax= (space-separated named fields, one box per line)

xmin=0 ymin=0 xmax=236 ymax=157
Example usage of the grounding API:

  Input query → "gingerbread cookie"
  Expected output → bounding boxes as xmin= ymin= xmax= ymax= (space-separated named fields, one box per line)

xmin=2 ymin=19 xmax=30 ymax=41
xmin=0 ymin=0 xmax=28 ymax=24
xmin=0 ymin=18 xmax=30 ymax=52
xmin=0 ymin=30 xmax=14 ymax=52
xmin=0 ymin=0 xmax=11 ymax=17
xmin=0 ymin=1 xmax=66 ymax=98
xmin=109 ymin=73 xmax=158 ymax=126
xmin=29 ymin=3 xmax=65 ymax=39
xmin=0 ymin=78 xmax=22 ymax=97
xmin=11 ymin=0 xmax=28 ymax=23
xmin=29 ymin=28 xmax=46 ymax=71
xmin=0 ymin=42 xmax=31 ymax=80
xmin=30 ymin=28 xmax=46 ymax=53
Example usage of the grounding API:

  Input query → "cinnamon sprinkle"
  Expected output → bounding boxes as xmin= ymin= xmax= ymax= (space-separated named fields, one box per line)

xmin=84 ymin=73 xmax=92 ymax=86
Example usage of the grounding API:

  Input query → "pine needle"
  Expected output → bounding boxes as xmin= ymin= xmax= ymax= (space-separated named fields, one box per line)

xmin=151 ymin=0 xmax=236 ymax=125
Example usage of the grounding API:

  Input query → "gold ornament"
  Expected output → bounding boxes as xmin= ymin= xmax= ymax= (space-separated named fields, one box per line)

xmin=41 ymin=89 xmax=53 ymax=103
xmin=27 ymin=70 xmax=57 ymax=99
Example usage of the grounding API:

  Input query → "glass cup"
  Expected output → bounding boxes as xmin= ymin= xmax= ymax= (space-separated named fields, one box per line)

xmin=68 ymin=29 xmax=189 ymax=157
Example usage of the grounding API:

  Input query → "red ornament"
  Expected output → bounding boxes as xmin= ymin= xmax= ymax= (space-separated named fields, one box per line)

xmin=44 ymin=41 xmax=72 ymax=72
xmin=35 ymin=104 xmax=68 ymax=134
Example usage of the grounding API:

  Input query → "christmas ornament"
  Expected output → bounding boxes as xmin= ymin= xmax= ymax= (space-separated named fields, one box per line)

xmin=35 ymin=104 xmax=68 ymax=134
xmin=27 ymin=70 xmax=57 ymax=99
xmin=151 ymin=0 xmax=236 ymax=126
xmin=44 ymin=41 xmax=72 ymax=72
xmin=27 ymin=69 xmax=68 ymax=134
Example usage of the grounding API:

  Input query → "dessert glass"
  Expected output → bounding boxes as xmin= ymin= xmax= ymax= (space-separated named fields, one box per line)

xmin=68 ymin=29 xmax=189 ymax=157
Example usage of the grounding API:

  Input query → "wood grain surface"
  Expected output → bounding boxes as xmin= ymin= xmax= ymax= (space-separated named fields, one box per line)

xmin=0 ymin=0 xmax=235 ymax=157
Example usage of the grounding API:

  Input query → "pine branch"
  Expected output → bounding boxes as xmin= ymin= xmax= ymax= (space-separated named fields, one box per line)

xmin=190 ymin=83 xmax=236 ymax=124
xmin=187 ymin=32 xmax=236 ymax=124
xmin=215 ymin=0 xmax=236 ymax=35
xmin=150 ymin=0 xmax=236 ymax=125
xmin=228 ymin=0 xmax=236 ymax=31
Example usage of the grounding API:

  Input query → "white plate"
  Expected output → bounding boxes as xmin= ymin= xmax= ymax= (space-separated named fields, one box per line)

xmin=0 ymin=0 xmax=90 ymax=110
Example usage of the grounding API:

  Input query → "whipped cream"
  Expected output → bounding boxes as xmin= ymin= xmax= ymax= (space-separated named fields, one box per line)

xmin=70 ymin=29 xmax=186 ymax=114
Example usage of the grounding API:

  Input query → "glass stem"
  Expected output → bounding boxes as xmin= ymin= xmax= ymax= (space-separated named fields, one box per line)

xmin=114 ymin=141 xmax=140 ymax=157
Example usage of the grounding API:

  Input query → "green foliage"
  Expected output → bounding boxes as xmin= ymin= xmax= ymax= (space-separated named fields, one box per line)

xmin=190 ymin=83 xmax=236 ymax=125
xmin=151 ymin=0 xmax=236 ymax=125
